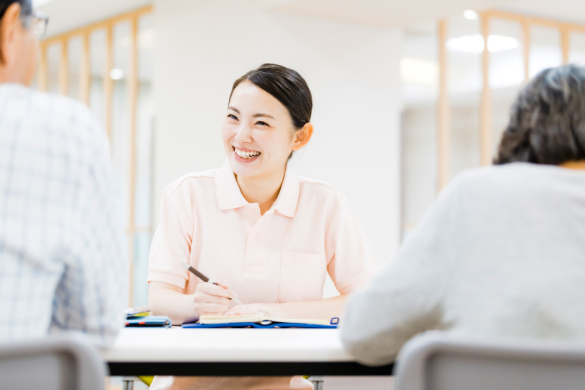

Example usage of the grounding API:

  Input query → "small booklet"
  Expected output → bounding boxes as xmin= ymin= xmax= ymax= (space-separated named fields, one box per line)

xmin=125 ymin=306 xmax=151 ymax=319
xmin=183 ymin=313 xmax=339 ymax=329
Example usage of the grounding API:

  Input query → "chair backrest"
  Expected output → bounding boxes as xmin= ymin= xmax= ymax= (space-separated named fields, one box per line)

xmin=0 ymin=335 xmax=106 ymax=390
xmin=396 ymin=331 xmax=585 ymax=390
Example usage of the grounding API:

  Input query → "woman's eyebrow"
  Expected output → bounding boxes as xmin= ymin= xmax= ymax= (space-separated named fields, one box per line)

xmin=227 ymin=107 xmax=274 ymax=119
xmin=252 ymin=113 xmax=275 ymax=119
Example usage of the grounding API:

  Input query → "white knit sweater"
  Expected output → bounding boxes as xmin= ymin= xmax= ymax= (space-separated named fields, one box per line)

xmin=341 ymin=163 xmax=585 ymax=366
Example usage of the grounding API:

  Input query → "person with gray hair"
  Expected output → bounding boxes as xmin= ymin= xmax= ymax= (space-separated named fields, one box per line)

xmin=0 ymin=0 xmax=127 ymax=347
xmin=341 ymin=64 xmax=585 ymax=366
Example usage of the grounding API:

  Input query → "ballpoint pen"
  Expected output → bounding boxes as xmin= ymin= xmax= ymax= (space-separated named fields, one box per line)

xmin=181 ymin=263 xmax=243 ymax=305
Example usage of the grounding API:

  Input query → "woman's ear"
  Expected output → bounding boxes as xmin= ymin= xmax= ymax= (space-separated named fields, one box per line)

xmin=292 ymin=123 xmax=313 ymax=151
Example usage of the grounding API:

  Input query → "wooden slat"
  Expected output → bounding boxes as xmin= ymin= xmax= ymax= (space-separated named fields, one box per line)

xmin=38 ymin=44 xmax=48 ymax=91
xmin=42 ymin=5 xmax=153 ymax=46
xmin=522 ymin=21 xmax=531 ymax=82
xmin=80 ymin=32 xmax=91 ymax=105
xmin=480 ymin=13 xmax=493 ymax=166
xmin=39 ymin=5 xmax=155 ymax=311
xmin=59 ymin=39 xmax=68 ymax=95
xmin=126 ymin=234 xmax=134 ymax=308
xmin=127 ymin=16 xmax=139 ymax=307
xmin=126 ymin=226 xmax=153 ymax=234
xmin=104 ymin=25 xmax=113 ymax=139
xmin=128 ymin=16 xmax=139 ymax=235
xmin=561 ymin=27 xmax=570 ymax=64
xmin=437 ymin=20 xmax=450 ymax=190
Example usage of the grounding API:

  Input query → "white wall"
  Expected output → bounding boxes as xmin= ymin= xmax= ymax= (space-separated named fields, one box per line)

xmin=152 ymin=0 xmax=403 ymax=275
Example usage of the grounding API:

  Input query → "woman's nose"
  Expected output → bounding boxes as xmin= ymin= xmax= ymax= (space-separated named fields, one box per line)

xmin=234 ymin=124 xmax=253 ymax=142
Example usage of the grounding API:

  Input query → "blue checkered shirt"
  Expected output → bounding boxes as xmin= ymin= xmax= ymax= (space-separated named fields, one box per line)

xmin=0 ymin=84 xmax=127 ymax=347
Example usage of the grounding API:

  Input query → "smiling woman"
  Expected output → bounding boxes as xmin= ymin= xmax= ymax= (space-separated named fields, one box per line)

xmin=146 ymin=63 xmax=379 ymax=390
xmin=222 ymin=64 xmax=314 ymax=214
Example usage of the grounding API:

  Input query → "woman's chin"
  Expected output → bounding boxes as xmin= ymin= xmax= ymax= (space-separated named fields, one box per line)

xmin=229 ymin=159 xmax=259 ymax=178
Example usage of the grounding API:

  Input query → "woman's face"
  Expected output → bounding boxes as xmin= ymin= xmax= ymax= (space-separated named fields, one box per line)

xmin=222 ymin=80 xmax=296 ymax=179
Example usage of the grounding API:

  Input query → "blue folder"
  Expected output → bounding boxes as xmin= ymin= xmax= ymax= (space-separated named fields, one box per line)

xmin=183 ymin=317 xmax=339 ymax=329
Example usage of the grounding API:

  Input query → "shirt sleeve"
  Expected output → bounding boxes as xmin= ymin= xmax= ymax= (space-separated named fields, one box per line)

xmin=146 ymin=182 xmax=193 ymax=289
xmin=50 ymin=110 xmax=128 ymax=348
xmin=340 ymin=174 xmax=468 ymax=366
xmin=325 ymin=195 xmax=379 ymax=295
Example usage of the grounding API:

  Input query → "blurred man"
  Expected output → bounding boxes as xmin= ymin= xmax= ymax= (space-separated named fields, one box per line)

xmin=0 ymin=0 xmax=127 ymax=347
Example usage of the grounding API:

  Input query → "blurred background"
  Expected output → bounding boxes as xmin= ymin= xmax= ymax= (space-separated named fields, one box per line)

xmin=32 ymin=0 xmax=585 ymax=310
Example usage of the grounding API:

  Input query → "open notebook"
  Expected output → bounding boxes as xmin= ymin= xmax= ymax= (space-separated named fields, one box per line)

xmin=183 ymin=313 xmax=340 ymax=329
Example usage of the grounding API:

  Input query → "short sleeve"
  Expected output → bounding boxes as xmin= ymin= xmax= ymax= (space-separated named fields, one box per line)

xmin=147 ymin=183 xmax=194 ymax=289
xmin=325 ymin=195 xmax=379 ymax=294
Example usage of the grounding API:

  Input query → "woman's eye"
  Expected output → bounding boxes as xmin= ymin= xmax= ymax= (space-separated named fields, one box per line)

xmin=227 ymin=114 xmax=238 ymax=120
xmin=256 ymin=121 xmax=269 ymax=127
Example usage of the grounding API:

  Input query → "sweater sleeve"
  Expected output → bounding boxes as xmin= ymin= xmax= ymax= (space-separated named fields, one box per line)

xmin=340 ymin=173 xmax=469 ymax=366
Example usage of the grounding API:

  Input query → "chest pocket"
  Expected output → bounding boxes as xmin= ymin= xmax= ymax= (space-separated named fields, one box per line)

xmin=278 ymin=251 xmax=327 ymax=303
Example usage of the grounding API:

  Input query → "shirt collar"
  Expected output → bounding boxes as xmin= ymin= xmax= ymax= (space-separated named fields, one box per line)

xmin=273 ymin=167 xmax=300 ymax=218
xmin=215 ymin=162 xmax=249 ymax=211
xmin=215 ymin=161 xmax=300 ymax=218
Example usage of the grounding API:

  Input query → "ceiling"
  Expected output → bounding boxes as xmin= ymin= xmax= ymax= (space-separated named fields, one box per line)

xmin=268 ymin=0 xmax=509 ymax=29
xmin=498 ymin=0 xmax=585 ymax=26
xmin=36 ymin=0 xmax=585 ymax=98
xmin=37 ymin=0 xmax=150 ymax=38
xmin=39 ymin=0 xmax=585 ymax=40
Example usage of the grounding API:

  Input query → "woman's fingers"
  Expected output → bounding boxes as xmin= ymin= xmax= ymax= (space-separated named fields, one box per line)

xmin=214 ymin=278 xmax=229 ymax=288
xmin=192 ymin=281 xmax=241 ymax=319
xmin=193 ymin=293 xmax=230 ymax=305
xmin=213 ymin=279 xmax=240 ymax=300
xmin=196 ymin=281 xmax=234 ymax=299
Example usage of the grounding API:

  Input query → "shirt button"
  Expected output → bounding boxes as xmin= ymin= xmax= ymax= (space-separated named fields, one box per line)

xmin=253 ymin=234 xmax=260 ymax=241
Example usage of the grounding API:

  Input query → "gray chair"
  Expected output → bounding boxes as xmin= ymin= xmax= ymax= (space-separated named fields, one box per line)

xmin=0 ymin=335 xmax=106 ymax=390
xmin=396 ymin=331 xmax=585 ymax=390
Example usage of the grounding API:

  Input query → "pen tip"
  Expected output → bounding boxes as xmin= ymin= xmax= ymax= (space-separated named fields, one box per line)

xmin=181 ymin=262 xmax=190 ymax=269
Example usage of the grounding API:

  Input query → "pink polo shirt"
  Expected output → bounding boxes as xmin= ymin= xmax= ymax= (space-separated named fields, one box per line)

xmin=147 ymin=162 xmax=378 ymax=303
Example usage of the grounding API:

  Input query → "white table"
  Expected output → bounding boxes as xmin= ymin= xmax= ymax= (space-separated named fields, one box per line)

xmin=103 ymin=327 xmax=394 ymax=376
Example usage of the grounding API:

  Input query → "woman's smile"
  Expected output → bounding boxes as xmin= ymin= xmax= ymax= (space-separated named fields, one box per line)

xmin=233 ymin=146 xmax=261 ymax=163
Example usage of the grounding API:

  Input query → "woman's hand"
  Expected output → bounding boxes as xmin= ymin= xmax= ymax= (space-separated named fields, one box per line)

xmin=193 ymin=279 xmax=236 ymax=318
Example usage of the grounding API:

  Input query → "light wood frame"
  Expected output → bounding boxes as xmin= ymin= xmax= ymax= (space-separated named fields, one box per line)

xmin=479 ymin=13 xmax=493 ymax=167
xmin=406 ymin=10 xmax=585 ymax=233
xmin=437 ymin=20 xmax=450 ymax=190
xmin=38 ymin=5 xmax=153 ymax=306
xmin=476 ymin=10 xmax=585 ymax=165
xmin=435 ymin=9 xmax=585 ymax=183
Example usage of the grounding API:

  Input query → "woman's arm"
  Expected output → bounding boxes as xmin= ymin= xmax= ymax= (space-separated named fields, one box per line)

xmin=149 ymin=281 xmax=235 ymax=325
xmin=149 ymin=282 xmax=196 ymax=325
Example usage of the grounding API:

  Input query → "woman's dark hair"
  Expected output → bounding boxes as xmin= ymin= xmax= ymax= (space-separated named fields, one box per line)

xmin=229 ymin=63 xmax=313 ymax=130
xmin=494 ymin=64 xmax=585 ymax=165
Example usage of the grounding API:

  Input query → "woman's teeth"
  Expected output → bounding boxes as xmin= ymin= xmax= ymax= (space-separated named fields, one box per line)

xmin=235 ymin=149 xmax=261 ymax=159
